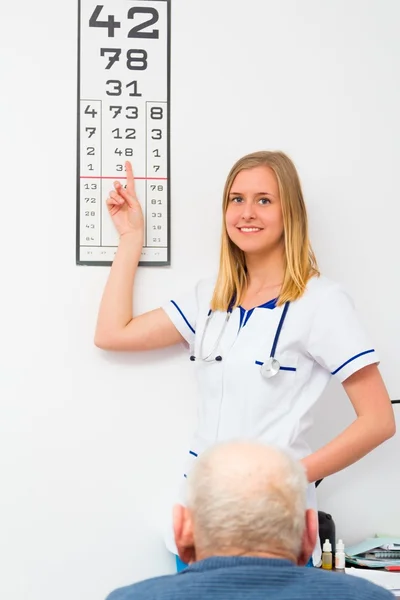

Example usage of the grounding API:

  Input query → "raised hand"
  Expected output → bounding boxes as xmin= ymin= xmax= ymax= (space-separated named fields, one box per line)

xmin=106 ymin=161 xmax=144 ymax=238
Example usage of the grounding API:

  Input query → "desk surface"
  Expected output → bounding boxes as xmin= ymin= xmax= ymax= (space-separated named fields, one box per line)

xmin=345 ymin=567 xmax=400 ymax=597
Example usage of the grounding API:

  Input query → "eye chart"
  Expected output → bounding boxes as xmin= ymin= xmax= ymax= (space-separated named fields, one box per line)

xmin=77 ymin=0 xmax=170 ymax=265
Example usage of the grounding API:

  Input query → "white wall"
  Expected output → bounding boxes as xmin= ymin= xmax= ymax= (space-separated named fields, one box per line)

xmin=1 ymin=1 xmax=399 ymax=599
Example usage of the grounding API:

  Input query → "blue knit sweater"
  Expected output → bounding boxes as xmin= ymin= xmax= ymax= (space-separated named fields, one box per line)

xmin=106 ymin=556 xmax=393 ymax=600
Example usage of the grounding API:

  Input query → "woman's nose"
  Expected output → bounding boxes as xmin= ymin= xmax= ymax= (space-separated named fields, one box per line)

xmin=240 ymin=200 xmax=256 ymax=220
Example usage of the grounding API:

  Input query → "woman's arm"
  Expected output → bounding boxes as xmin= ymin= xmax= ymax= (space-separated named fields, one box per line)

xmin=94 ymin=161 xmax=184 ymax=352
xmin=94 ymin=235 xmax=183 ymax=351
xmin=301 ymin=364 xmax=396 ymax=483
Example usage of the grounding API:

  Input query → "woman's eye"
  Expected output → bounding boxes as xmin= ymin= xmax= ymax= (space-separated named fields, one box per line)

xmin=258 ymin=197 xmax=271 ymax=205
xmin=231 ymin=197 xmax=243 ymax=203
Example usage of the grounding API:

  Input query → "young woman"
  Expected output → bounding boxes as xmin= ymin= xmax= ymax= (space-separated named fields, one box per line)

xmin=95 ymin=151 xmax=395 ymax=568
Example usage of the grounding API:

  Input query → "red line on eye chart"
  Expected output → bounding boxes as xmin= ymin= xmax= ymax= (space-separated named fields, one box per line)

xmin=80 ymin=176 xmax=168 ymax=180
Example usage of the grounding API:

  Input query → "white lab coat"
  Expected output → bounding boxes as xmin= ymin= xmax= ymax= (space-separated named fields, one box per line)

xmin=162 ymin=275 xmax=379 ymax=565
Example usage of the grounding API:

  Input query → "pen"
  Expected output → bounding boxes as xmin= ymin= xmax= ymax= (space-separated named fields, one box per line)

xmin=384 ymin=566 xmax=400 ymax=571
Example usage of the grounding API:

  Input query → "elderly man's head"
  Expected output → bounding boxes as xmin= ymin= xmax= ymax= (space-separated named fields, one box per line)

xmin=173 ymin=442 xmax=317 ymax=566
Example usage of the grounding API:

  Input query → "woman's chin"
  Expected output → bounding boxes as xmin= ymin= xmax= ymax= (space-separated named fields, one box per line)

xmin=232 ymin=239 xmax=270 ymax=255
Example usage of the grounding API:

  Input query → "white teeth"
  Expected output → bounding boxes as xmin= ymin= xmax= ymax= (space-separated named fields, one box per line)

xmin=240 ymin=227 xmax=260 ymax=232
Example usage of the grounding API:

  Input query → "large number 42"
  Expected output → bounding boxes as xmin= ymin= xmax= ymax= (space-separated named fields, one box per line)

xmin=89 ymin=5 xmax=159 ymax=39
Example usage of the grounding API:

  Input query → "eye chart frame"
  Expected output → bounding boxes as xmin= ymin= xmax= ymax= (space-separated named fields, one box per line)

xmin=76 ymin=0 xmax=171 ymax=266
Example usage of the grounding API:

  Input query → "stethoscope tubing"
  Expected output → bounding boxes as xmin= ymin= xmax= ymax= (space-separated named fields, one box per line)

xmin=192 ymin=301 xmax=290 ymax=376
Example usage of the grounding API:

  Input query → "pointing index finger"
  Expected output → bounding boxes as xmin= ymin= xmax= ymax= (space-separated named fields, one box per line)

xmin=125 ymin=161 xmax=136 ymax=197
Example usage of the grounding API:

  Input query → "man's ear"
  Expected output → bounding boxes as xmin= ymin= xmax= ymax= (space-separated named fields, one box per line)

xmin=297 ymin=509 xmax=318 ymax=566
xmin=173 ymin=504 xmax=196 ymax=566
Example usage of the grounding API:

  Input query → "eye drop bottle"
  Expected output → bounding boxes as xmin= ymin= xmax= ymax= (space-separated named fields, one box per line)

xmin=322 ymin=539 xmax=332 ymax=570
xmin=335 ymin=539 xmax=345 ymax=572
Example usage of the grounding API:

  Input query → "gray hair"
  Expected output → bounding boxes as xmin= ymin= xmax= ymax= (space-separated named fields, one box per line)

xmin=186 ymin=441 xmax=308 ymax=557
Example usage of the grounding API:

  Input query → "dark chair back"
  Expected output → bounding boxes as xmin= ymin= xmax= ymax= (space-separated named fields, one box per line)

xmin=318 ymin=511 xmax=336 ymax=556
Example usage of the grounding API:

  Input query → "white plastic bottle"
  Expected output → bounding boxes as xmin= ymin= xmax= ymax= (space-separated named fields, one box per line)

xmin=322 ymin=539 xmax=332 ymax=570
xmin=335 ymin=539 xmax=345 ymax=571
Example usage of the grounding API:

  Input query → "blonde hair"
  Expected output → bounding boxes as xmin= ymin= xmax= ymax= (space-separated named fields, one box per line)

xmin=210 ymin=151 xmax=319 ymax=310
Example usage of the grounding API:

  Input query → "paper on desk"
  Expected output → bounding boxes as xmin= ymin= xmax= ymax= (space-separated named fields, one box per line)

xmin=346 ymin=556 xmax=400 ymax=568
xmin=346 ymin=538 xmax=400 ymax=557
xmin=345 ymin=537 xmax=400 ymax=568
xmin=346 ymin=567 xmax=400 ymax=592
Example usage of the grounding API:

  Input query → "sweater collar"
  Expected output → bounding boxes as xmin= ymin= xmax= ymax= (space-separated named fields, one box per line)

xmin=180 ymin=556 xmax=295 ymax=573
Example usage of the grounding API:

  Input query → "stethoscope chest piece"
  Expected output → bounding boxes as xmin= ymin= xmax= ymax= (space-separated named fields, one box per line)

xmin=260 ymin=357 xmax=281 ymax=379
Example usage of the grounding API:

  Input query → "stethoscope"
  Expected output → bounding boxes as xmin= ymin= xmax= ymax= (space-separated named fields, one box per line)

xmin=190 ymin=301 xmax=290 ymax=379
